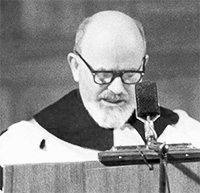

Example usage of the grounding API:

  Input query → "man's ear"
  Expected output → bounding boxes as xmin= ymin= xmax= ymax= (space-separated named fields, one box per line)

xmin=67 ymin=53 xmax=80 ymax=82
xmin=144 ymin=54 xmax=149 ymax=66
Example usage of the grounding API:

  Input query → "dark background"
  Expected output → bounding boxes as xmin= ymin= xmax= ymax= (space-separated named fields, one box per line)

xmin=0 ymin=0 xmax=200 ymax=132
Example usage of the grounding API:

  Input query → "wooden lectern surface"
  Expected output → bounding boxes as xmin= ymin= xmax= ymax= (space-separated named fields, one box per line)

xmin=2 ymin=161 xmax=200 ymax=193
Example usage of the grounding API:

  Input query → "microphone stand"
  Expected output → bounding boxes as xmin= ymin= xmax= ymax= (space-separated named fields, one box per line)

xmin=137 ymin=115 xmax=169 ymax=193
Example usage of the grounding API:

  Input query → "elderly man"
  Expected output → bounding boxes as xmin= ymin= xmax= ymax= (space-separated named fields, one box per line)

xmin=0 ymin=10 xmax=200 ymax=164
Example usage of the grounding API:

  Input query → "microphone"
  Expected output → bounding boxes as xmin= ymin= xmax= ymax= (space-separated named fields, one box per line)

xmin=135 ymin=82 xmax=169 ymax=192
xmin=135 ymin=81 xmax=160 ymax=121
xmin=135 ymin=81 xmax=160 ymax=146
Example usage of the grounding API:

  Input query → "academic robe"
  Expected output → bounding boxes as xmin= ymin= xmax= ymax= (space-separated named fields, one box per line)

xmin=1 ymin=89 xmax=200 ymax=164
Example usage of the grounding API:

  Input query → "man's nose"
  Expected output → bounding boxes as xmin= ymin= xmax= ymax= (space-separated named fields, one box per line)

xmin=107 ymin=77 xmax=125 ymax=94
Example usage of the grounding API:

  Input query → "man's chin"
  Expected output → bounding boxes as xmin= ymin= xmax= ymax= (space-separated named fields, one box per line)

xmin=90 ymin=102 xmax=133 ymax=129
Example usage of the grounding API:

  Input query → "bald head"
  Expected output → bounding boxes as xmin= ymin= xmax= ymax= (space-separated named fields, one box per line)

xmin=74 ymin=11 xmax=146 ymax=56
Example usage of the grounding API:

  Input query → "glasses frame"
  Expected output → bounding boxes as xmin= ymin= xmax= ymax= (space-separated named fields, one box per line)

xmin=74 ymin=50 xmax=146 ymax=85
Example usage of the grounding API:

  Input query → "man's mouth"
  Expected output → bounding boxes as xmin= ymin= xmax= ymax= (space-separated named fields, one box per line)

xmin=101 ymin=98 xmax=126 ymax=105
xmin=99 ymin=92 xmax=127 ymax=106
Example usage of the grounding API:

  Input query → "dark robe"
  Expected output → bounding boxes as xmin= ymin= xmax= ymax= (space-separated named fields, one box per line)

xmin=34 ymin=89 xmax=179 ymax=151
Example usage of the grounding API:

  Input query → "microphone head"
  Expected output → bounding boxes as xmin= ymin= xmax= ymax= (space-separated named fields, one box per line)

xmin=135 ymin=81 xmax=160 ymax=121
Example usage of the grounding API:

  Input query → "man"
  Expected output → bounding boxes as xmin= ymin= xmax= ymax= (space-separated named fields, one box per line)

xmin=0 ymin=10 xmax=200 ymax=164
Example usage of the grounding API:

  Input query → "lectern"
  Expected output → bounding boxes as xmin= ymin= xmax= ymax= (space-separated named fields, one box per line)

xmin=1 ymin=146 xmax=200 ymax=193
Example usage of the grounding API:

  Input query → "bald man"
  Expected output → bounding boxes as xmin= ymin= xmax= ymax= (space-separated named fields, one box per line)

xmin=1 ymin=11 xmax=200 ymax=164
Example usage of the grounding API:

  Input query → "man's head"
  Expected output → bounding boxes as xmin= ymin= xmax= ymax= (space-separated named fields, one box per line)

xmin=68 ymin=10 xmax=148 ymax=129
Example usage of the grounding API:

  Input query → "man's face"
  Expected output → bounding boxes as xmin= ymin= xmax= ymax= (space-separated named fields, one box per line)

xmin=69 ymin=14 xmax=146 ymax=128
xmin=75 ymin=43 xmax=145 ymax=129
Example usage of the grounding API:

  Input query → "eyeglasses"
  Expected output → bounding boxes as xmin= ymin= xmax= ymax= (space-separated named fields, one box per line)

xmin=74 ymin=50 xmax=146 ymax=85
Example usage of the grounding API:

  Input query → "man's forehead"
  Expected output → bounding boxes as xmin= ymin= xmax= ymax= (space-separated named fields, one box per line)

xmin=81 ymin=32 xmax=144 ymax=70
xmin=85 ymin=51 xmax=143 ymax=72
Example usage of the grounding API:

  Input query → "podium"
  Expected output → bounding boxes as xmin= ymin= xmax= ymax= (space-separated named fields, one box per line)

xmin=1 ymin=160 xmax=200 ymax=193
